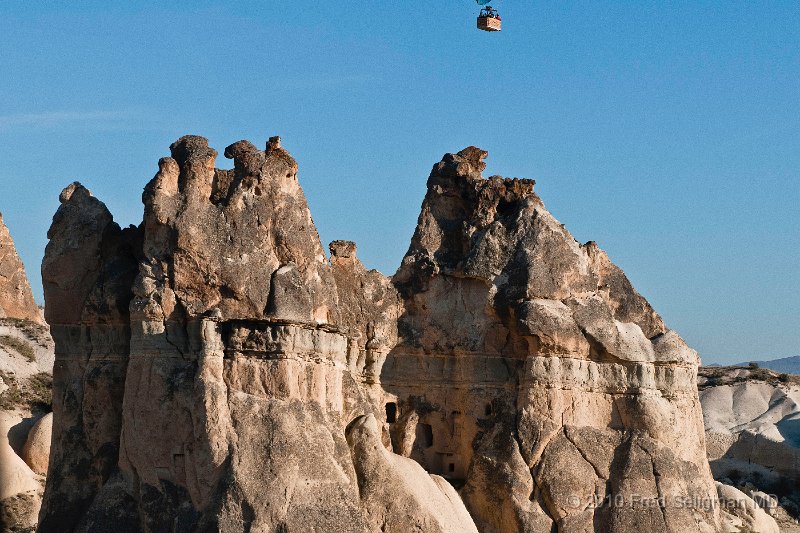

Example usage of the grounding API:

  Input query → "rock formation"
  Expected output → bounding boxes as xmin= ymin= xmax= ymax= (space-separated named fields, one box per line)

xmin=714 ymin=482 xmax=780 ymax=533
xmin=0 ymin=324 xmax=53 ymax=533
xmin=22 ymin=412 xmax=53 ymax=476
xmin=0 ymin=214 xmax=42 ymax=324
xmin=40 ymin=137 xmax=727 ymax=532
xmin=0 ymin=410 xmax=43 ymax=531
xmin=699 ymin=365 xmax=800 ymax=530
xmin=387 ymin=147 xmax=718 ymax=533
xmin=0 ymin=215 xmax=54 ymax=533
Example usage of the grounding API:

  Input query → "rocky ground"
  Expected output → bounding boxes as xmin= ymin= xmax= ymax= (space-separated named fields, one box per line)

xmin=0 ymin=213 xmax=54 ymax=533
xmin=699 ymin=365 xmax=800 ymax=532
xmin=0 ymin=318 xmax=54 ymax=533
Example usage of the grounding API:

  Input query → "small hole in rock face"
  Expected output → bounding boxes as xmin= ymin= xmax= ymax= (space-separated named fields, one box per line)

xmin=386 ymin=402 xmax=397 ymax=423
xmin=448 ymin=463 xmax=455 ymax=473
xmin=497 ymin=199 xmax=516 ymax=218
xmin=485 ymin=404 xmax=492 ymax=416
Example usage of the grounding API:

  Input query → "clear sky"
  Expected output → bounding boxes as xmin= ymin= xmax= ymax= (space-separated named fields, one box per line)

xmin=0 ymin=1 xmax=797 ymax=365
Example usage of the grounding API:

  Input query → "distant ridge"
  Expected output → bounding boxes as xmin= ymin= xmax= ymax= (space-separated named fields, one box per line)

xmin=736 ymin=355 xmax=800 ymax=375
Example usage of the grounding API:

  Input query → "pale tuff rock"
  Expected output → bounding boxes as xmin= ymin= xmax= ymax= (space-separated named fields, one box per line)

xmin=0 ymin=411 xmax=42 ymax=499
xmin=387 ymin=147 xmax=716 ymax=532
xmin=22 ymin=411 xmax=53 ymax=476
xmin=0 ymin=319 xmax=53 ymax=381
xmin=346 ymin=414 xmax=479 ymax=533
xmin=699 ymin=366 xmax=800 ymax=530
xmin=1 ymin=397 xmax=50 ymax=532
xmin=0 ymin=213 xmax=41 ymax=323
xmin=0 ymin=213 xmax=53 ymax=532
xmin=715 ymin=482 xmax=779 ymax=533
xmin=0 ymin=410 xmax=46 ymax=533
xmin=40 ymin=138 xmax=723 ymax=532
xmin=699 ymin=367 xmax=800 ymax=484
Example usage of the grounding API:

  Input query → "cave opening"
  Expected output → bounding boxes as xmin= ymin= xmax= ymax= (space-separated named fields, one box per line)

xmin=385 ymin=402 xmax=397 ymax=423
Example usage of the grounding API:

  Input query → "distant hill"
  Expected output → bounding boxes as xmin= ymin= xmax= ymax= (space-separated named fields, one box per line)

xmin=737 ymin=356 xmax=800 ymax=375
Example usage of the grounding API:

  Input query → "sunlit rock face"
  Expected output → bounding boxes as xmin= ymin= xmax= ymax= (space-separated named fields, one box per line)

xmin=40 ymin=138 xmax=722 ymax=533
xmin=0 ymin=215 xmax=53 ymax=532
xmin=699 ymin=365 xmax=799 ymax=531
xmin=0 ymin=213 xmax=41 ymax=323
xmin=386 ymin=147 xmax=720 ymax=533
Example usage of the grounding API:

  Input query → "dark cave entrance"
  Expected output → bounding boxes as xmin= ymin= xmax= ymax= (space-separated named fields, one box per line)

xmin=385 ymin=402 xmax=397 ymax=423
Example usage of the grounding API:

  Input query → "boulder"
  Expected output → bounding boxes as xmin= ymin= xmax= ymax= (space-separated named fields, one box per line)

xmin=22 ymin=412 xmax=52 ymax=475
xmin=716 ymin=482 xmax=779 ymax=533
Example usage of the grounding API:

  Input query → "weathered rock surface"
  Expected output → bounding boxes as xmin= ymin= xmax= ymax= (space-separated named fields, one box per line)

xmin=0 ymin=326 xmax=53 ymax=533
xmin=38 ymin=181 xmax=139 ymax=532
xmin=40 ymin=137 xmax=471 ymax=533
xmin=699 ymin=365 xmax=800 ymax=531
xmin=0 ymin=216 xmax=53 ymax=533
xmin=346 ymin=414 xmax=479 ymax=533
xmin=22 ymin=412 xmax=52 ymax=476
xmin=715 ymin=482 xmax=780 ymax=533
xmin=40 ymin=138 xmax=725 ymax=532
xmin=0 ymin=410 xmax=42 ymax=507
xmin=387 ymin=147 xmax=718 ymax=532
xmin=0 ymin=215 xmax=53 ymax=533
xmin=0 ymin=214 xmax=41 ymax=323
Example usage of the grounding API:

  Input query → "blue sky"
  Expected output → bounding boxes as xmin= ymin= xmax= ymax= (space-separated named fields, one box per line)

xmin=0 ymin=1 xmax=797 ymax=364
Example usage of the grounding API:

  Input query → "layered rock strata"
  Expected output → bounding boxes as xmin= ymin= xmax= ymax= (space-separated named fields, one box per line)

xmin=40 ymin=138 xmax=723 ymax=532
xmin=386 ymin=147 xmax=719 ymax=533
xmin=40 ymin=137 xmax=465 ymax=533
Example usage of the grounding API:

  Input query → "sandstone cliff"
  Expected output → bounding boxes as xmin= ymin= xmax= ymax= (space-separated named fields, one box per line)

xmin=39 ymin=138 xmax=726 ymax=532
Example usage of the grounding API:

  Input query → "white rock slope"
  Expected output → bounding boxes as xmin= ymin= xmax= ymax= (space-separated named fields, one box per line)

xmin=699 ymin=366 xmax=800 ymax=532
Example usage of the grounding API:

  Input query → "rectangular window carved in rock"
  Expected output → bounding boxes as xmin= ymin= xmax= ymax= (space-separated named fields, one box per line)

xmin=386 ymin=402 xmax=397 ymax=423
xmin=417 ymin=423 xmax=434 ymax=448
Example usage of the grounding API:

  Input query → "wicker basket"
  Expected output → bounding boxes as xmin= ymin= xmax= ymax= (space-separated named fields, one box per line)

xmin=477 ymin=16 xmax=502 ymax=32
